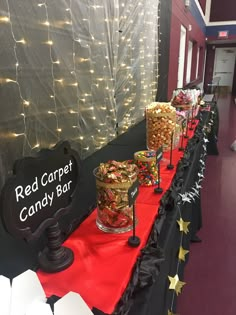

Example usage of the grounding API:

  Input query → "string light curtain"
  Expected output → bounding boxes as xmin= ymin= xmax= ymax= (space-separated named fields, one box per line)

xmin=0 ymin=0 xmax=159 ymax=189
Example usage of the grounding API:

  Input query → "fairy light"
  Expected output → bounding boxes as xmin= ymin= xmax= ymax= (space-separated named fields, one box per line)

xmin=38 ymin=1 xmax=62 ymax=139
xmin=0 ymin=16 xmax=10 ymax=22
xmin=4 ymin=0 xmax=33 ymax=151
xmin=2 ymin=0 xmax=160 ymax=158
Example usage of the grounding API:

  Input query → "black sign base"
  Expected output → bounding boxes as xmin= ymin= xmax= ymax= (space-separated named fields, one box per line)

xmin=39 ymin=246 xmax=74 ymax=273
xmin=154 ymin=187 xmax=163 ymax=194
xmin=128 ymin=236 xmax=140 ymax=247
xmin=167 ymin=164 xmax=174 ymax=170
xmin=38 ymin=222 xmax=74 ymax=273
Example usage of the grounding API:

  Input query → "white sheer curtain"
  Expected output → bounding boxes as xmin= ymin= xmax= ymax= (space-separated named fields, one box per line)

xmin=0 ymin=0 xmax=159 ymax=189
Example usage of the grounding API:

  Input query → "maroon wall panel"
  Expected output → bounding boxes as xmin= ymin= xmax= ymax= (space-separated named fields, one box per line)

xmin=204 ymin=46 xmax=215 ymax=92
xmin=210 ymin=0 xmax=236 ymax=22
xmin=199 ymin=0 xmax=206 ymax=14
xmin=168 ymin=0 xmax=206 ymax=99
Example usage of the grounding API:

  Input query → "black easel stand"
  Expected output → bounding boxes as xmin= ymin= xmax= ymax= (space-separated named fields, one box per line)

xmin=154 ymin=162 xmax=163 ymax=194
xmin=184 ymin=115 xmax=189 ymax=139
xmin=189 ymin=107 xmax=194 ymax=130
xmin=167 ymin=132 xmax=174 ymax=170
xmin=179 ymin=121 xmax=185 ymax=151
xmin=192 ymin=106 xmax=196 ymax=125
xmin=38 ymin=221 xmax=74 ymax=273
xmin=128 ymin=204 xmax=140 ymax=247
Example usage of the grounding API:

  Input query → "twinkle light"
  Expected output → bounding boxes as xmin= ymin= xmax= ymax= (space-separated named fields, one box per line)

xmin=3 ymin=0 xmax=35 ymax=151
xmin=38 ymin=1 xmax=63 ymax=139
xmin=12 ymin=132 xmax=25 ymax=138
xmin=3 ymin=0 xmax=159 ymax=158
xmin=0 ymin=16 xmax=10 ymax=23
xmin=42 ymin=21 xmax=50 ymax=26
xmin=33 ymin=143 xmax=40 ymax=149
xmin=55 ymin=78 xmax=64 ymax=84
xmin=23 ymin=100 xmax=30 ymax=106
xmin=45 ymin=40 xmax=53 ymax=45
xmin=5 ymin=78 xmax=16 ymax=83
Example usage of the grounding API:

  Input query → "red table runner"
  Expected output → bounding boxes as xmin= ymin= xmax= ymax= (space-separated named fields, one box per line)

xmin=37 ymin=127 xmax=195 ymax=314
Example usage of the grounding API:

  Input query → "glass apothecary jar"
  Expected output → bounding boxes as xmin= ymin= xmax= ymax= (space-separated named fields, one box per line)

xmin=134 ymin=150 xmax=159 ymax=186
xmin=146 ymin=102 xmax=176 ymax=152
xmin=94 ymin=160 xmax=138 ymax=233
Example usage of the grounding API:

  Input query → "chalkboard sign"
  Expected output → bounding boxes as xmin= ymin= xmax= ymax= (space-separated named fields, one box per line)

xmin=156 ymin=147 xmax=163 ymax=164
xmin=128 ymin=180 xmax=139 ymax=207
xmin=0 ymin=141 xmax=80 ymax=241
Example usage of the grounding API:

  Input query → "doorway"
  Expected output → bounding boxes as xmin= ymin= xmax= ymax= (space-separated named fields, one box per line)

xmin=177 ymin=25 xmax=187 ymax=88
xmin=213 ymin=47 xmax=236 ymax=92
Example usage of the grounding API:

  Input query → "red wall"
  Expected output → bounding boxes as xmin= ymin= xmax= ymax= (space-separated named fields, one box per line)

xmin=210 ymin=0 xmax=236 ymax=22
xmin=168 ymin=0 xmax=206 ymax=99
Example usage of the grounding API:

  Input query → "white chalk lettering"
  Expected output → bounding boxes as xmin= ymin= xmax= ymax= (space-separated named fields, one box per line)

xmin=56 ymin=184 xmax=62 ymax=197
xmin=41 ymin=172 xmax=48 ymax=186
xmin=35 ymin=200 xmax=42 ymax=213
xmin=15 ymin=185 xmax=24 ymax=202
xmin=56 ymin=180 xmax=72 ymax=197
xmin=28 ymin=205 xmax=35 ymax=217
xmin=18 ymin=191 xmax=55 ymax=222
xmin=19 ymin=207 xmax=27 ymax=222
xmin=131 ymin=187 xmax=138 ymax=198
xmin=15 ymin=177 xmax=38 ymax=202
xmin=40 ymin=160 xmax=73 ymax=187
xmin=48 ymin=191 xmax=54 ymax=206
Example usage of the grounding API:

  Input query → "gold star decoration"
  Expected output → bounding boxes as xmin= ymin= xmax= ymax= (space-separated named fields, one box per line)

xmin=177 ymin=218 xmax=190 ymax=234
xmin=178 ymin=246 xmax=189 ymax=262
xmin=168 ymin=274 xmax=186 ymax=296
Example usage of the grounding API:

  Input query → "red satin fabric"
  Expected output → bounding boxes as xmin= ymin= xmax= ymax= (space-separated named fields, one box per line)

xmin=37 ymin=127 xmax=196 ymax=314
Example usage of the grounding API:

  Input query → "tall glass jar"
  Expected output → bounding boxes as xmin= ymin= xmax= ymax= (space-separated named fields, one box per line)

xmin=146 ymin=102 xmax=176 ymax=151
xmin=94 ymin=160 xmax=138 ymax=233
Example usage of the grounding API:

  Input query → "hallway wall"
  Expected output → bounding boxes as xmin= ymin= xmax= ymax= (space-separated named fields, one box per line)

xmin=168 ymin=0 xmax=206 ymax=99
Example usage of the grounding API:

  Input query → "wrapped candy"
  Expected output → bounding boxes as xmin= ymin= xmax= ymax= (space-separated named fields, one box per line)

xmin=94 ymin=160 xmax=138 ymax=233
xmin=146 ymin=102 xmax=176 ymax=151
xmin=171 ymin=89 xmax=194 ymax=110
xmin=134 ymin=150 xmax=159 ymax=186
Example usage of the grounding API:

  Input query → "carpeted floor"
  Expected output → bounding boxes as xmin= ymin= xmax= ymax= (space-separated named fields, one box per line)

xmin=177 ymin=94 xmax=236 ymax=315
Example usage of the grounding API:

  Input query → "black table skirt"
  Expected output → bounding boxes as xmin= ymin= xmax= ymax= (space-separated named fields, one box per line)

xmin=0 ymin=105 xmax=218 ymax=315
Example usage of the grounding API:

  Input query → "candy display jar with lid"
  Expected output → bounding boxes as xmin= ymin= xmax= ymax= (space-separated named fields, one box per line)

xmin=94 ymin=160 xmax=138 ymax=233
xmin=146 ymin=102 xmax=176 ymax=152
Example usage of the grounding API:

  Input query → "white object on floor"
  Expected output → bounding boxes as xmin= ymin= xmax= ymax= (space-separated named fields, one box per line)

xmin=0 ymin=270 xmax=92 ymax=315
xmin=25 ymin=301 xmax=53 ymax=315
xmin=10 ymin=270 xmax=46 ymax=315
xmin=54 ymin=292 xmax=93 ymax=315
xmin=0 ymin=275 xmax=11 ymax=315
